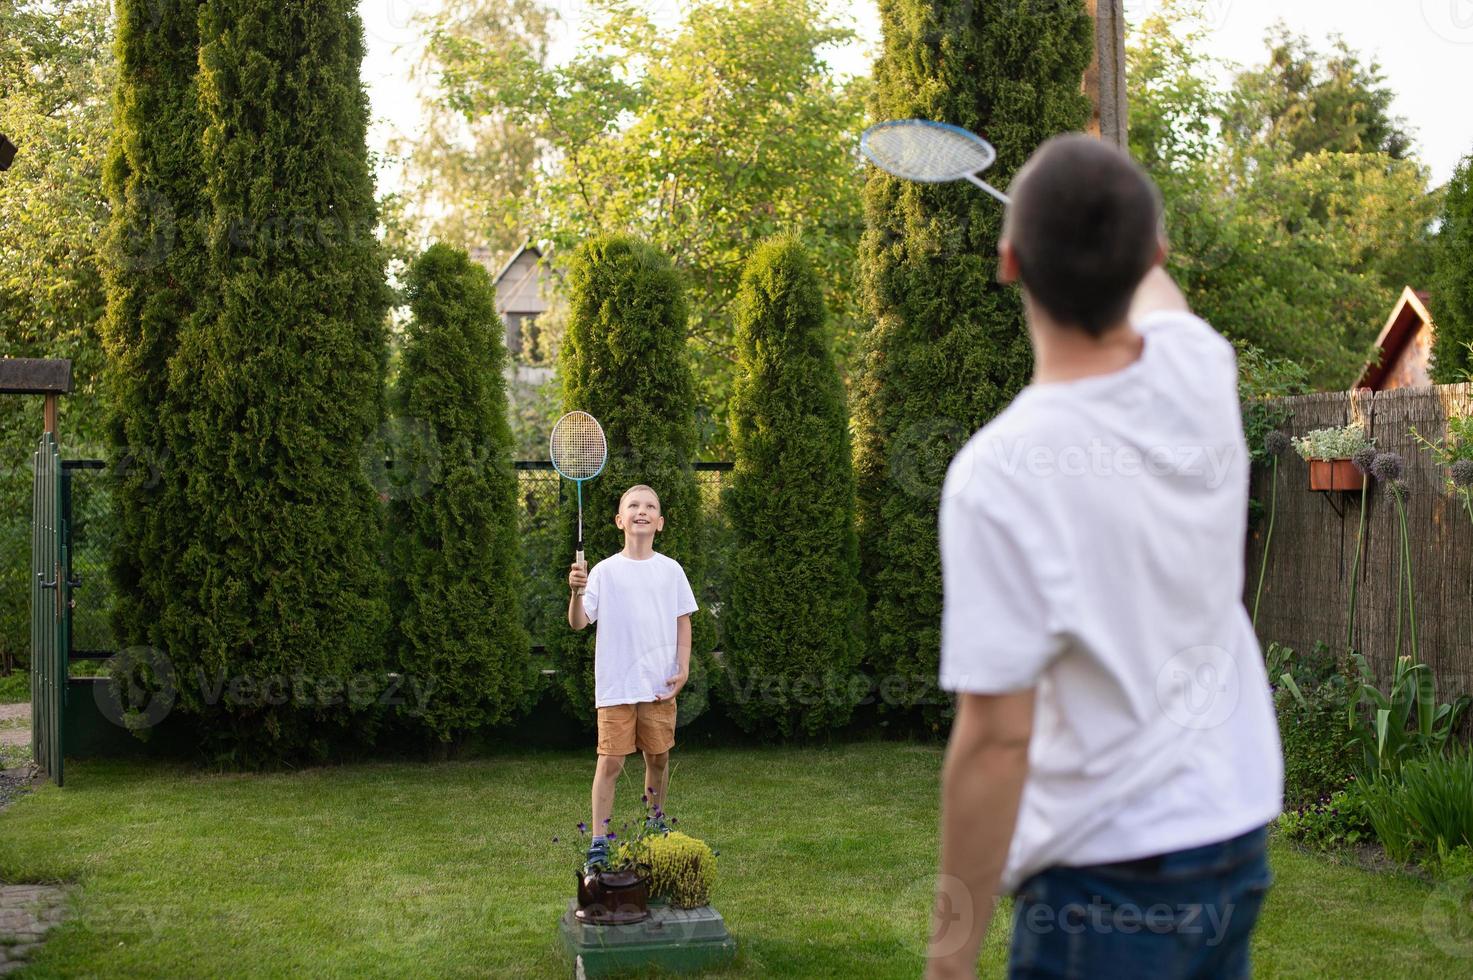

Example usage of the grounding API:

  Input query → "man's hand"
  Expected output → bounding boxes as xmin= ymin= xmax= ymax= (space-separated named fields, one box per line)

xmin=568 ymin=561 xmax=588 ymax=592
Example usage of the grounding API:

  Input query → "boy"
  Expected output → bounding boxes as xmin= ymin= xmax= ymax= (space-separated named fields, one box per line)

xmin=927 ymin=135 xmax=1283 ymax=978
xmin=567 ymin=484 xmax=697 ymax=870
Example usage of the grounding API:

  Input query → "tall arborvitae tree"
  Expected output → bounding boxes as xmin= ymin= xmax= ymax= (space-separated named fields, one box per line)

xmin=724 ymin=237 xmax=864 ymax=737
xmin=853 ymin=0 xmax=1093 ymax=728
xmin=556 ymin=235 xmax=713 ymax=725
xmin=1432 ymin=154 xmax=1473 ymax=383
xmin=387 ymin=244 xmax=531 ymax=751
xmin=170 ymin=0 xmax=391 ymax=763
xmin=101 ymin=0 xmax=206 ymax=671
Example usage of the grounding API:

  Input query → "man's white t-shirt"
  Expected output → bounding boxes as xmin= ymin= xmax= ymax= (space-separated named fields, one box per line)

xmin=938 ymin=309 xmax=1283 ymax=894
xmin=582 ymin=551 xmax=699 ymax=708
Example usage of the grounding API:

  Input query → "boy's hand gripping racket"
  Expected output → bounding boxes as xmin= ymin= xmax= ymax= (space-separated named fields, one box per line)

xmin=550 ymin=410 xmax=608 ymax=596
xmin=860 ymin=119 xmax=1011 ymax=205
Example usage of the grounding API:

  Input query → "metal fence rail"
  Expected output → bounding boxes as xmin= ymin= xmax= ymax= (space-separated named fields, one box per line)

xmin=52 ymin=460 xmax=733 ymax=663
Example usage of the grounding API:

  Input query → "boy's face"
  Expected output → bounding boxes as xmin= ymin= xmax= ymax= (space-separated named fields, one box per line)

xmin=614 ymin=488 xmax=664 ymax=539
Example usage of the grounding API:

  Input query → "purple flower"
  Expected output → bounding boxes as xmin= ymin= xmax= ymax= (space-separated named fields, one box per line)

xmin=552 ymin=837 xmax=560 ymax=843
xmin=607 ymin=833 xmax=617 ymax=841
xmin=577 ymin=822 xmax=587 ymax=833
xmin=1264 ymin=431 xmax=1291 ymax=457
xmin=641 ymin=795 xmax=649 ymax=804
xmin=1371 ymin=451 xmax=1404 ymax=482
xmin=670 ymin=817 xmax=678 ymax=825
xmin=602 ymin=818 xmax=610 ymax=826
xmin=1452 ymin=459 xmax=1473 ymax=488
xmin=1352 ymin=445 xmax=1378 ymax=474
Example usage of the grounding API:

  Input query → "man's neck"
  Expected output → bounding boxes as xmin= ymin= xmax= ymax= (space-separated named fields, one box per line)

xmin=1028 ymin=304 xmax=1143 ymax=385
xmin=622 ymin=537 xmax=655 ymax=560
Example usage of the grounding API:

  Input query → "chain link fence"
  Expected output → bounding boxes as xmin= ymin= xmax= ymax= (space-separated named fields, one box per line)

xmin=14 ymin=460 xmax=732 ymax=668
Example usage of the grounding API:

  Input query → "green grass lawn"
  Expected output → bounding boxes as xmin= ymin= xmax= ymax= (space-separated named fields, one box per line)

xmin=0 ymin=743 xmax=1465 ymax=977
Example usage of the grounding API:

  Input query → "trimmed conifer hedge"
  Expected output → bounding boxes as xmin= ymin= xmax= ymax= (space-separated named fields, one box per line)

xmin=102 ymin=0 xmax=207 ymax=667
xmin=1432 ymin=154 xmax=1473 ymax=382
xmin=723 ymin=237 xmax=864 ymax=737
xmin=387 ymin=244 xmax=531 ymax=747
xmin=164 ymin=0 xmax=391 ymax=763
xmin=853 ymin=0 xmax=1093 ymax=727
xmin=556 ymin=235 xmax=713 ymax=725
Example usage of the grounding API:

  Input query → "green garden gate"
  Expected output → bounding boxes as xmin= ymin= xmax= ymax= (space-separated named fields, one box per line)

xmin=31 ymin=430 xmax=68 ymax=785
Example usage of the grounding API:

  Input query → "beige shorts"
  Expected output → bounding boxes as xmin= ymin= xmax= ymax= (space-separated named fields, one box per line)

xmin=597 ymin=699 xmax=677 ymax=756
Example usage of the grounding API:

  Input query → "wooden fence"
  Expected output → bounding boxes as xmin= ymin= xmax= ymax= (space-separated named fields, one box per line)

xmin=1246 ymin=383 xmax=1473 ymax=697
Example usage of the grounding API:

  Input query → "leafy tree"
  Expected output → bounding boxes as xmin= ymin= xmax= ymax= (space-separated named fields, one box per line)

xmin=1222 ymin=24 xmax=1413 ymax=163
xmin=382 ymin=0 xmax=552 ymax=269
xmin=168 ymin=0 xmax=392 ymax=764
xmin=387 ymin=244 xmax=531 ymax=750
xmin=101 ymin=0 xmax=208 ymax=670
xmin=0 ymin=0 xmax=113 ymax=668
xmin=427 ymin=0 xmax=867 ymax=454
xmin=853 ymin=0 xmax=1093 ymax=728
xmin=1432 ymin=154 xmax=1473 ymax=383
xmin=723 ymin=237 xmax=863 ymax=737
xmin=555 ymin=235 xmax=712 ymax=725
xmin=1128 ymin=1 xmax=1438 ymax=388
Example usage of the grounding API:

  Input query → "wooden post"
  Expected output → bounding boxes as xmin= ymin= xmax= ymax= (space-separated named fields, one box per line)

xmin=1083 ymin=0 xmax=1129 ymax=148
xmin=44 ymin=394 xmax=58 ymax=435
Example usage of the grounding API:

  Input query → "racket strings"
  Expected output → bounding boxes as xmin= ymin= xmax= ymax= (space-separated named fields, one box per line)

xmin=862 ymin=121 xmax=997 ymax=183
xmin=550 ymin=411 xmax=608 ymax=480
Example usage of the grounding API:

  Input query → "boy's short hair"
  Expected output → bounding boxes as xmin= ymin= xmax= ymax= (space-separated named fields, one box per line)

xmin=618 ymin=484 xmax=660 ymax=510
xmin=1004 ymin=134 xmax=1163 ymax=337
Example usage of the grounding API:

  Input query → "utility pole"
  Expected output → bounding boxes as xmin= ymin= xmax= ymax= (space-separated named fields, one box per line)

xmin=1083 ymin=0 xmax=1129 ymax=147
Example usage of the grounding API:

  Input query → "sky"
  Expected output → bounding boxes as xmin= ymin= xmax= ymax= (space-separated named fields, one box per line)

xmin=358 ymin=0 xmax=1473 ymax=196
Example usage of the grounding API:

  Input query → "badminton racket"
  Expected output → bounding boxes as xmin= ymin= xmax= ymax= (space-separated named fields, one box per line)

xmin=860 ymin=119 xmax=1011 ymax=205
xmin=550 ymin=411 xmax=608 ymax=596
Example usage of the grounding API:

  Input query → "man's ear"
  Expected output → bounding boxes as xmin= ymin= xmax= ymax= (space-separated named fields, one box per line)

xmin=613 ymin=511 xmax=625 ymax=530
xmin=997 ymin=239 xmax=1021 ymax=285
xmin=655 ymin=515 xmax=665 ymax=533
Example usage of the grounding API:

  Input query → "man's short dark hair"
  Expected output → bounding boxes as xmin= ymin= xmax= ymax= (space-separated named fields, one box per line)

xmin=1004 ymin=134 xmax=1163 ymax=337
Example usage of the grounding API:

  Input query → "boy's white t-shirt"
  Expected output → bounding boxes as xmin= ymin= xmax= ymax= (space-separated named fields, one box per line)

xmin=582 ymin=551 xmax=699 ymax=708
xmin=939 ymin=308 xmax=1283 ymax=894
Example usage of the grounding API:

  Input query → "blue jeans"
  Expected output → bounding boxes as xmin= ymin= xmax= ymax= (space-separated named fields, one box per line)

xmin=1008 ymin=825 xmax=1273 ymax=980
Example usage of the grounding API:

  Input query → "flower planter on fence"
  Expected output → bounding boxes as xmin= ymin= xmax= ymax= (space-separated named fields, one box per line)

xmin=1307 ymin=458 xmax=1366 ymax=492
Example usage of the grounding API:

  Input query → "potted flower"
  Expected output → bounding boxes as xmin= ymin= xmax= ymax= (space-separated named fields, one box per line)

xmin=1292 ymin=422 xmax=1373 ymax=491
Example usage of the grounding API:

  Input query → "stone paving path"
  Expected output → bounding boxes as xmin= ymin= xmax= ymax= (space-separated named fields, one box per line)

xmin=0 ymin=703 xmax=29 ymax=748
xmin=0 ymin=884 xmax=68 ymax=975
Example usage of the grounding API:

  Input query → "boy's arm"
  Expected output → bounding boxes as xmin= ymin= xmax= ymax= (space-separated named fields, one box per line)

xmin=657 ymin=614 xmax=692 ymax=701
xmin=567 ymin=562 xmax=590 ymax=630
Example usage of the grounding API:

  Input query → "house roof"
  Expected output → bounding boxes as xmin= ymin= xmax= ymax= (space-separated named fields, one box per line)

xmin=489 ymin=242 xmax=548 ymax=317
xmin=1354 ymin=286 xmax=1433 ymax=390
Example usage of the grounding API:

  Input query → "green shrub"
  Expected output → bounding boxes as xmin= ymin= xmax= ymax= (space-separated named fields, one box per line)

xmin=1347 ymin=653 xmax=1471 ymax=781
xmin=1431 ymin=152 xmax=1473 ymax=382
xmin=1276 ymin=789 xmax=1373 ymax=852
xmin=628 ymin=831 xmax=718 ymax=909
xmin=555 ymin=236 xmax=713 ymax=724
xmin=387 ymin=244 xmax=532 ymax=746
xmin=853 ymin=0 xmax=1093 ymax=728
xmin=0 ymin=670 xmax=28 ymax=705
xmin=1268 ymin=642 xmax=1358 ymax=809
xmin=723 ymin=238 xmax=864 ymax=737
xmin=101 ymin=0 xmax=207 ymax=665
xmin=1357 ymin=746 xmax=1473 ymax=866
xmin=166 ymin=0 xmax=392 ymax=765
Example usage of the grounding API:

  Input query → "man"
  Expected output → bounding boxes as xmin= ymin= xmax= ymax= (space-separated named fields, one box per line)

xmin=927 ymin=134 xmax=1283 ymax=979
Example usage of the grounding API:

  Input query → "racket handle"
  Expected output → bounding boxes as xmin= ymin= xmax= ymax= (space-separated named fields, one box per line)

xmin=574 ymin=548 xmax=585 ymax=597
